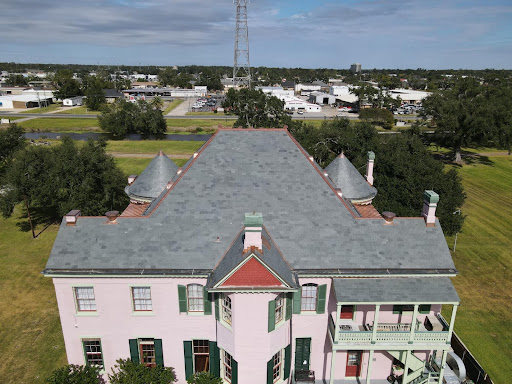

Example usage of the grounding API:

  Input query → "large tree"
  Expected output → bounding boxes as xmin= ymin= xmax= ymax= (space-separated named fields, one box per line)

xmin=0 ymin=137 xmax=129 ymax=234
xmin=222 ymin=88 xmax=291 ymax=128
xmin=53 ymin=69 xmax=83 ymax=100
xmin=99 ymin=99 xmax=167 ymax=135
xmin=84 ymin=76 xmax=106 ymax=111
xmin=0 ymin=123 xmax=25 ymax=179
xmin=290 ymin=119 xmax=465 ymax=235
xmin=421 ymin=77 xmax=512 ymax=162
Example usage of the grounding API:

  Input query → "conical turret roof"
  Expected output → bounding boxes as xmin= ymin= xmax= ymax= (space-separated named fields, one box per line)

xmin=126 ymin=151 xmax=178 ymax=201
xmin=324 ymin=153 xmax=377 ymax=202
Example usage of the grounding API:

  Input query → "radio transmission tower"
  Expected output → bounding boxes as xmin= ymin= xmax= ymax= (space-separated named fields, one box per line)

xmin=233 ymin=0 xmax=251 ymax=88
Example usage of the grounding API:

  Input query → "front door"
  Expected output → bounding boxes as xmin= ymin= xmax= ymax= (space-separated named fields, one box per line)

xmin=295 ymin=338 xmax=311 ymax=371
xmin=346 ymin=351 xmax=362 ymax=377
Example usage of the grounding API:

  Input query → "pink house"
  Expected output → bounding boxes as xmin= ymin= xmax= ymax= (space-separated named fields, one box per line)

xmin=44 ymin=129 xmax=460 ymax=384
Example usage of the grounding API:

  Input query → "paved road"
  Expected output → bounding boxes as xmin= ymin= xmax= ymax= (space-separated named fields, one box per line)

xmin=0 ymin=112 xmax=419 ymax=121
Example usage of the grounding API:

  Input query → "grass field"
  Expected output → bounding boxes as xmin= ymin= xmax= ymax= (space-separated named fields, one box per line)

xmin=186 ymin=111 xmax=218 ymax=116
xmin=55 ymin=106 xmax=101 ymax=115
xmin=443 ymin=156 xmax=512 ymax=384
xmin=20 ymin=104 xmax=62 ymax=114
xmin=166 ymin=118 xmax=233 ymax=129
xmin=163 ymin=99 xmax=184 ymax=115
xmin=114 ymin=157 xmax=189 ymax=175
xmin=17 ymin=118 xmax=100 ymax=131
xmin=106 ymin=140 xmax=205 ymax=155
xmin=0 ymin=208 xmax=66 ymax=384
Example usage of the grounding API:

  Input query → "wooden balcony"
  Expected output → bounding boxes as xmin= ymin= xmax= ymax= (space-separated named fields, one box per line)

xmin=328 ymin=314 xmax=451 ymax=349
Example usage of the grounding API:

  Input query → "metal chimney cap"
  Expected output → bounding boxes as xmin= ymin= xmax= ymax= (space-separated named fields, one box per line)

xmin=105 ymin=211 xmax=119 ymax=222
xmin=382 ymin=211 xmax=396 ymax=223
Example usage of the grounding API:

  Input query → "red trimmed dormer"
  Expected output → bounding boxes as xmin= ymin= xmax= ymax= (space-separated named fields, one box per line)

xmin=221 ymin=256 xmax=283 ymax=287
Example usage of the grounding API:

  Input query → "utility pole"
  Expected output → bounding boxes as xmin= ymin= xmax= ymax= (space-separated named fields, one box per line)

xmin=233 ymin=0 xmax=251 ymax=88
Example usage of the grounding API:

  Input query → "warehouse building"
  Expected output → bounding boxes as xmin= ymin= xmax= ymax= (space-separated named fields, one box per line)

xmin=0 ymin=94 xmax=53 ymax=109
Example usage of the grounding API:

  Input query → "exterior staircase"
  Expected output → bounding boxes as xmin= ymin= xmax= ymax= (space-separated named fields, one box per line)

xmin=387 ymin=351 xmax=440 ymax=384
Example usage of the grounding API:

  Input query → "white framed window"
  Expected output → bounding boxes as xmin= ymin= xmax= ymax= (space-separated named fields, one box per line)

xmin=83 ymin=339 xmax=103 ymax=369
xmin=272 ymin=350 xmax=282 ymax=383
xmin=139 ymin=338 xmax=156 ymax=367
xmin=301 ymin=284 xmax=318 ymax=311
xmin=187 ymin=284 xmax=204 ymax=312
xmin=223 ymin=350 xmax=233 ymax=382
xmin=193 ymin=340 xmax=210 ymax=373
xmin=132 ymin=287 xmax=152 ymax=311
xmin=75 ymin=287 xmax=96 ymax=311
xmin=222 ymin=294 xmax=232 ymax=325
xmin=275 ymin=293 xmax=285 ymax=324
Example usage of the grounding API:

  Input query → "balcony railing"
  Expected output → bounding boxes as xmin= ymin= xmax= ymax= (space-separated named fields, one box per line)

xmin=329 ymin=314 xmax=450 ymax=346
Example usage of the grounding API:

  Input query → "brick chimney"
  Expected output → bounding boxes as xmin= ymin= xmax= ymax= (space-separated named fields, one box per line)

xmin=365 ymin=151 xmax=375 ymax=185
xmin=422 ymin=190 xmax=439 ymax=227
xmin=243 ymin=212 xmax=263 ymax=252
xmin=65 ymin=210 xmax=81 ymax=226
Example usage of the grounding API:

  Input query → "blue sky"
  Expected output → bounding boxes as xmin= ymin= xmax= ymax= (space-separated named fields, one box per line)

xmin=1 ymin=0 xmax=512 ymax=69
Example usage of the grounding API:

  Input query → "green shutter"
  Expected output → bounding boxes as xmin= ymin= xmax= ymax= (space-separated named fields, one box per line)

xmin=267 ymin=357 xmax=274 ymax=384
xmin=294 ymin=338 xmax=303 ymax=371
xmin=268 ymin=299 xmax=276 ymax=332
xmin=393 ymin=305 xmax=403 ymax=314
xmin=154 ymin=339 xmax=164 ymax=366
xmin=178 ymin=285 xmax=188 ymax=313
xmin=204 ymin=287 xmax=212 ymax=315
xmin=293 ymin=289 xmax=302 ymax=314
xmin=419 ymin=304 xmax=431 ymax=314
xmin=285 ymin=293 xmax=292 ymax=320
xmin=183 ymin=341 xmax=193 ymax=380
xmin=214 ymin=293 xmax=220 ymax=321
xmin=316 ymin=284 xmax=327 ymax=314
xmin=129 ymin=339 xmax=139 ymax=364
xmin=231 ymin=357 xmax=238 ymax=384
xmin=284 ymin=344 xmax=291 ymax=379
xmin=209 ymin=341 xmax=220 ymax=377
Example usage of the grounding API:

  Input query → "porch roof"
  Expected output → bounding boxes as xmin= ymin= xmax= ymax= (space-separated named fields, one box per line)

xmin=333 ymin=277 xmax=460 ymax=304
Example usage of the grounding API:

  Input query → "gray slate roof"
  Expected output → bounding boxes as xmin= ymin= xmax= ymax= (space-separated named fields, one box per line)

xmin=45 ymin=130 xmax=456 ymax=274
xmin=207 ymin=227 xmax=297 ymax=289
xmin=126 ymin=152 xmax=178 ymax=200
xmin=325 ymin=154 xmax=377 ymax=201
xmin=332 ymin=277 xmax=460 ymax=304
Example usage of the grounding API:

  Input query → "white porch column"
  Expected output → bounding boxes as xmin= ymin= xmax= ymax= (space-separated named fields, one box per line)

xmin=448 ymin=304 xmax=458 ymax=342
xmin=366 ymin=350 xmax=375 ymax=384
xmin=335 ymin=303 xmax=342 ymax=342
xmin=402 ymin=350 xmax=410 ymax=384
xmin=409 ymin=304 xmax=419 ymax=344
xmin=438 ymin=350 xmax=448 ymax=383
xmin=371 ymin=304 xmax=380 ymax=344
xmin=329 ymin=350 xmax=337 ymax=384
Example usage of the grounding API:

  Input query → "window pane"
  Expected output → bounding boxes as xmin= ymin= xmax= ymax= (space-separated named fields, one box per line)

xmin=301 ymin=284 xmax=317 ymax=311
xmin=272 ymin=350 xmax=282 ymax=382
xmin=83 ymin=339 xmax=103 ymax=368
xmin=223 ymin=350 xmax=232 ymax=381
xmin=222 ymin=294 xmax=232 ymax=325
xmin=75 ymin=287 xmax=96 ymax=311
xmin=187 ymin=284 xmax=204 ymax=312
xmin=132 ymin=287 xmax=152 ymax=311
xmin=140 ymin=339 xmax=156 ymax=366
xmin=275 ymin=293 xmax=284 ymax=323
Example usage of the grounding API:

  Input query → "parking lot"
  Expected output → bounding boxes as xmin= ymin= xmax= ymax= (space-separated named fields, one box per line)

xmin=189 ymin=96 xmax=224 ymax=112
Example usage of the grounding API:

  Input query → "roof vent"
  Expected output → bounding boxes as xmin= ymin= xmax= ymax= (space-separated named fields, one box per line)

xmin=323 ymin=171 xmax=329 ymax=177
xmin=166 ymin=181 xmax=174 ymax=190
xmin=334 ymin=188 xmax=343 ymax=197
xmin=127 ymin=175 xmax=137 ymax=185
xmin=382 ymin=211 xmax=396 ymax=224
xmin=65 ymin=210 xmax=81 ymax=226
xmin=176 ymin=167 xmax=183 ymax=175
xmin=105 ymin=210 xmax=119 ymax=224
xmin=309 ymin=156 xmax=314 ymax=162
xmin=193 ymin=153 xmax=199 ymax=158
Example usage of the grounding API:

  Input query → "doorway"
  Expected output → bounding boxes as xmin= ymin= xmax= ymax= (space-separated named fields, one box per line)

xmin=295 ymin=338 xmax=312 ymax=371
xmin=346 ymin=351 xmax=362 ymax=377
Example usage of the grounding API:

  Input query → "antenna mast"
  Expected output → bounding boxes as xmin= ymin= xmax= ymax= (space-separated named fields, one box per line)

xmin=233 ymin=0 xmax=251 ymax=88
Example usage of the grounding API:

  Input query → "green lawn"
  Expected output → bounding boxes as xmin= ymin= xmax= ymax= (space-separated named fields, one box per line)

xmin=20 ymin=104 xmax=62 ymax=114
xmin=17 ymin=118 xmax=100 ymax=131
xmin=444 ymin=156 xmax=512 ymax=384
xmin=186 ymin=111 xmax=218 ymax=116
xmin=106 ymin=140 xmax=205 ymax=155
xmin=55 ymin=106 xmax=101 ymax=115
xmin=0 ymin=208 xmax=66 ymax=384
xmin=115 ymin=157 xmax=189 ymax=175
xmin=163 ymin=99 xmax=184 ymax=114
xmin=166 ymin=119 xmax=233 ymax=130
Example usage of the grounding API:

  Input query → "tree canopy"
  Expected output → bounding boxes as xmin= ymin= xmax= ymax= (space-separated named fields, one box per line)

xmin=53 ymin=69 xmax=83 ymax=100
xmin=84 ymin=76 xmax=106 ymax=111
xmin=421 ymin=77 xmax=512 ymax=162
xmin=99 ymin=99 xmax=167 ymax=135
xmin=222 ymin=88 xmax=291 ymax=128
xmin=290 ymin=119 xmax=465 ymax=235
xmin=0 ymin=137 xmax=129 ymax=228
xmin=0 ymin=123 xmax=26 ymax=179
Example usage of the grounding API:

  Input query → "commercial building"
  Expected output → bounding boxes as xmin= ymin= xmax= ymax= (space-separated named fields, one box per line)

xmin=255 ymin=86 xmax=294 ymax=98
xmin=295 ymin=83 xmax=322 ymax=96
xmin=350 ymin=63 xmax=362 ymax=74
xmin=388 ymin=89 xmax=431 ymax=105
xmin=308 ymin=91 xmax=337 ymax=106
xmin=0 ymin=94 xmax=53 ymax=109
xmin=45 ymin=129 xmax=460 ymax=384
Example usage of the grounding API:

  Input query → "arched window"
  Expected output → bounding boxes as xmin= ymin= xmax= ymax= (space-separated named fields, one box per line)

xmin=301 ymin=283 xmax=318 ymax=311
xmin=275 ymin=293 xmax=285 ymax=323
xmin=187 ymin=284 xmax=204 ymax=312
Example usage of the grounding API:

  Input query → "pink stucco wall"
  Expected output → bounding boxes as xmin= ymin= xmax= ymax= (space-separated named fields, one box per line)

xmin=53 ymin=277 xmax=215 ymax=383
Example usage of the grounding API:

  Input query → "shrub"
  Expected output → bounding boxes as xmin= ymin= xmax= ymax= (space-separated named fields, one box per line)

xmin=108 ymin=359 xmax=177 ymax=384
xmin=187 ymin=372 xmax=222 ymax=384
xmin=46 ymin=364 xmax=105 ymax=384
